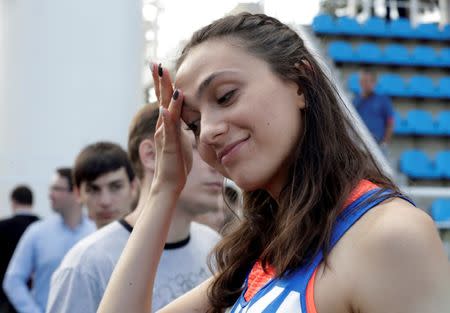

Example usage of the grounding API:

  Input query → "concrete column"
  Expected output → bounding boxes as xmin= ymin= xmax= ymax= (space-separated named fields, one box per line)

xmin=409 ymin=0 xmax=419 ymax=25
xmin=0 ymin=0 xmax=143 ymax=217
xmin=439 ymin=0 xmax=450 ymax=25
xmin=347 ymin=0 xmax=358 ymax=17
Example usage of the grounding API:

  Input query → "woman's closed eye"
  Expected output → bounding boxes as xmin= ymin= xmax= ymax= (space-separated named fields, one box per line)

xmin=217 ymin=89 xmax=236 ymax=105
xmin=183 ymin=89 xmax=237 ymax=137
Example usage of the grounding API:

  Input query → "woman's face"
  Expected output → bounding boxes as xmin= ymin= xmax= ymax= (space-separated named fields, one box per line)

xmin=176 ymin=39 xmax=304 ymax=196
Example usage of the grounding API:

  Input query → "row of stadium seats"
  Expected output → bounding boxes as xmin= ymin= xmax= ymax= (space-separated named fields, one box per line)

xmin=348 ymin=73 xmax=450 ymax=98
xmin=313 ymin=14 xmax=450 ymax=41
xmin=399 ymin=150 xmax=450 ymax=180
xmin=431 ymin=198 xmax=450 ymax=222
xmin=329 ymin=41 xmax=450 ymax=67
xmin=395 ymin=110 xmax=450 ymax=136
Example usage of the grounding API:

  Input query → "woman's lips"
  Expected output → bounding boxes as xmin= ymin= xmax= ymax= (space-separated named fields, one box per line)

xmin=219 ymin=137 xmax=249 ymax=165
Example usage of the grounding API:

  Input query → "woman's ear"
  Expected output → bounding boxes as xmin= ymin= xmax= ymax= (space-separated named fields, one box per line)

xmin=138 ymin=138 xmax=156 ymax=173
xmin=296 ymin=93 xmax=306 ymax=110
xmin=295 ymin=59 xmax=312 ymax=72
xmin=294 ymin=60 xmax=311 ymax=110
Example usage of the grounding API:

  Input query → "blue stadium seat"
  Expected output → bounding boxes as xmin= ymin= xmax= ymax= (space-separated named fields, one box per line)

xmin=414 ymin=23 xmax=442 ymax=40
xmin=360 ymin=16 xmax=388 ymax=37
xmin=328 ymin=41 xmax=356 ymax=62
xmin=410 ymin=46 xmax=439 ymax=67
xmin=399 ymin=149 xmax=440 ymax=179
xmin=430 ymin=199 xmax=450 ymax=222
xmin=443 ymin=24 xmax=450 ymax=41
xmin=407 ymin=109 xmax=438 ymax=136
xmin=312 ymin=14 xmax=339 ymax=34
xmin=348 ymin=73 xmax=360 ymax=93
xmin=409 ymin=75 xmax=437 ymax=98
xmin=384 ymin=44 xmax=411 ymax=66
xmin=393 ymin=111 xmax=411 ymax=135
xmin=388 ymin=18 xmax=415 ymax=39
xmin=436 ymin=111 xmax=450 ymax=136
xmin=336 ymin=16 xmax=362 ymax=36
xmin=436 ymin=150 xmax=450 ymax=179
xmin=437 ymin=48 xmax=450 ymax=67
xmin=378 ymin=73 xmax=409 ymax=97
xmin=355 ymin=42 xmax=383 ymax=64
xmin=437 ymin=77 xmax=450 ymax=98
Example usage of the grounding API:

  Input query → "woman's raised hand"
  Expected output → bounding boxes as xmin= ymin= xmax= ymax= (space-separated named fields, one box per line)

xmin=150 ymin=63 xmax=193 ymax=195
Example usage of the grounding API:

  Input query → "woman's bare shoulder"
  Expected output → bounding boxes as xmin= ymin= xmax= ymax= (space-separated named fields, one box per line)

xmin=364 ymin=197 xmax=437 ymax=242
xmin=355 ymin=196 xmax=446 ymax=271
xmin=350 ymin=197 xmax=450 ymax=313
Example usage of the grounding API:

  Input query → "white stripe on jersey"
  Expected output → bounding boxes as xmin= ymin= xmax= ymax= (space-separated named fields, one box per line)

xmin=245 ymin=286 xmax=284 ymax=312
xmin=231 ymin=286 xmax=303 ymax=313
xmin=276 ymin=291 xmax=302 ymax=312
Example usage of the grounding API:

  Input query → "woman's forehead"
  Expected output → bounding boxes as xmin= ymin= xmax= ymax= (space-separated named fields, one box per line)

xmin=176 ymin=41 xmax=232 ymax=83
xmin=175 ymin=40 xmax=263 ymax=89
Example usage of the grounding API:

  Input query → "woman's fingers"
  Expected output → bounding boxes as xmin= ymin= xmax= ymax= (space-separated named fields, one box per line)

xmin=153 ymin=87 xmax=192 ymax=193
xmin=168 ymin=89 xmax=183 ymax=120
xmin=158 ymin=64 xmax=174 ymax=109
xmin=161 ymin=108 xmax=177 ymax=149
xmin=155 ymin=89 xmax=184 ymax=152
xmin=162 ymin=90 xmax=184 ymax=147
xmin=156 ymin=89 xmax=183 ymax=135
xmin=155 ymin=105 xmax=164 ymax=134
xmin=150 ymin=63 xmax=160 ymax=102
xmin=149 ymin=63 xmax=173 ymax=108
xmin=151 ymin=63 xmax=176 ymax=130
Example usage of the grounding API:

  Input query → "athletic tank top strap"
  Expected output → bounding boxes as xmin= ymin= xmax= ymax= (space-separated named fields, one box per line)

xmin=302 ymin=186 xmax=415 ymax=313
xmin=230 ymin=181 xmax=414 ymax=313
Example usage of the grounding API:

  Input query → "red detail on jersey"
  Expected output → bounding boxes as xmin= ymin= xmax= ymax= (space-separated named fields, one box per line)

xmin=244 ymin=260 xmax=276 ymax=302
xmin=306 ymin=268 xmax=318 ymax=313
xmin=343 ymin=179 xmax=378 ymax=209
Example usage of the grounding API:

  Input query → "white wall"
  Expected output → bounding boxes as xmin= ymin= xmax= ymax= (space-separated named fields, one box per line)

xmin=0 ymin=0 xmax=143 ymax=217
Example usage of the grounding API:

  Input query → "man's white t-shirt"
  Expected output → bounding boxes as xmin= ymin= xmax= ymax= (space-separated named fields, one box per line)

xmin=46 ymin=220 xmax=221 ymax=313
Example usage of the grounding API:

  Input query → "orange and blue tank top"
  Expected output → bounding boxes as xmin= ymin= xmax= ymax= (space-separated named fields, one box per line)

xmin=228 ymin=180 xmax=413 ymax=313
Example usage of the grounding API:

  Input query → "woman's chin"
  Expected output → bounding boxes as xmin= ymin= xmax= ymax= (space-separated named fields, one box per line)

xmin=231 ymin=177 xmax=264 ymax=193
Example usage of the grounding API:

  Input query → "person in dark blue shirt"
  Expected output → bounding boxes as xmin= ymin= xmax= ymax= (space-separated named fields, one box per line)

xmin=353 ymin=70 xmax=394 ymax=152
xmin=0 ymin=185 xmax=39 ymax=313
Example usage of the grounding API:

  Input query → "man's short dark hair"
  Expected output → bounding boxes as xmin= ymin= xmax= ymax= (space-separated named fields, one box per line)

xmin=10 ymin=185 xmax=33 ymax=206
xmin=128 ymin=104 xmax=159 ymax=179
xmin=73 ymin=142 xmax=135 ymax=189
xmin=57 ymin=167 xmax=74 ymax=191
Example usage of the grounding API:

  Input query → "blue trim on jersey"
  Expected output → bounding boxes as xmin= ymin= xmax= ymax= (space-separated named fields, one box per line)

xmin=230 ymin=188 xmax=414 ymax=313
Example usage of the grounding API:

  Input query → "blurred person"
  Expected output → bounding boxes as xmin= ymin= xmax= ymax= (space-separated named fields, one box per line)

xmin=354 ymin=0 xmax=408 ymax=20
xmin=3 ymin=168 xmax=95 ymax=313
xmin=72 ymin=141 xmax=137 ymax=229
xmin=353 ymin=69 xmax=394 ymax=155
xmin=47 ymin=106 xmax=222 ymax=313
xmin=98 ymin=13 xmax=450 ymax=313
xmin=194 ymin=183 xmax=241 ymax=233
xmin=386 ymin=0 xmax=409 ymax=19
xmin=0 ymin=186 xmax=39 ymax=313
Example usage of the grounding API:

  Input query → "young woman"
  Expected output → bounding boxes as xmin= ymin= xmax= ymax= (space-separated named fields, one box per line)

xmin=98 ymin=13 xmax=450 ymax=313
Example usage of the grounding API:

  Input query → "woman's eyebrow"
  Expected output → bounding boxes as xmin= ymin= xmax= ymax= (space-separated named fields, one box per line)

xmin=195 ymin=70 xmax=239 ymax=100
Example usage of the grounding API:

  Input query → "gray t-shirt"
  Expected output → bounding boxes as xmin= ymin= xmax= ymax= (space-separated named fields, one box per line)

xmin=46 ymin=220 xmax=221 ymax=313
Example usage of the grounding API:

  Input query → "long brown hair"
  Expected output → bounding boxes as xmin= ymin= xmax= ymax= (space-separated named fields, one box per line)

xmin=177 ymin=13 xmax=400 ymax=312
